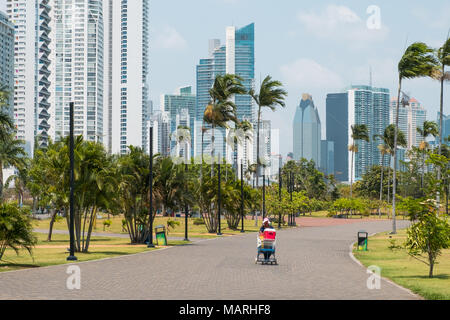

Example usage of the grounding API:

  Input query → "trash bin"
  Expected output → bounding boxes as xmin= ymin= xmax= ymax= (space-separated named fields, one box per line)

xmin=357 ymin=231 xmax=368 ymax=251
xmin=155 ymin=225 xmax=167 ymax=246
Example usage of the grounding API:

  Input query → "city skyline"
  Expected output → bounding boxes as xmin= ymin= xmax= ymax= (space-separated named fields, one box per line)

xmin=1 ymin=0 xmax=449 ymax=157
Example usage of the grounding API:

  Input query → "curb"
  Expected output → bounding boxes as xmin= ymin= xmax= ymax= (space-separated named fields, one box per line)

xmin=348 ymin=232 xmax=423 ymax=300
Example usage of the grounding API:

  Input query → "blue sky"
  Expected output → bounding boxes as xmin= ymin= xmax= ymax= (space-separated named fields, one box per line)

xmin=2 ymin=0 xmax=449 ymax=156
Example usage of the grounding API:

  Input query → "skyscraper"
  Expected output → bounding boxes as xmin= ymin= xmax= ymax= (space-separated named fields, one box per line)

xmin=390 ymin=97 xmax=427 ymax=149
xmin=110 ymin=0 xmax=150 ymax=154
xmin=7 ymin=0 xmax=149 ymax=156
xmin=195 ymin=23 xmax=255 ymax=164
xmin=293 ymin=94 xmax=321 ymax=167
xmin=438 ymin=112 xmax=450 ymax=146
xmin=164 ymin=86 xmax=196 ymax=157
xmin=0 ymin=12 xmax=14 ymax=118
xmin=326 ymin=85 xmax=390 ymax=183
xmin=49 ymin=0 xmax=104 ymax=146
xmin=7 ymin=0 xmax=52 ymax=154
xmin=326 ymin=93 xmax=348 ymax=182
xmin=349 ymin=85 xmax=390 ymax=181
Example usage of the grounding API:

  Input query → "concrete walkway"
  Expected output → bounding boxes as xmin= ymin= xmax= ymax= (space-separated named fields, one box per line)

xmin=1 ymin=220 xmax=418 ymax=300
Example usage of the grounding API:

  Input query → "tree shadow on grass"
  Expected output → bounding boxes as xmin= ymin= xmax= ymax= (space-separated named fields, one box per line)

xmin=0 ymin=261 xmax=40 ymax=269
xmin=395 ymin=274 xmax=450 ymax=280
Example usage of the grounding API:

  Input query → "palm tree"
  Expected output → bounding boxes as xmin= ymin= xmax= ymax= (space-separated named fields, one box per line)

xmin=434 ymin=37 xmax=450 ymax=157
xmin=377 ymin=144 xmax=390 ymax=215
xmin=249 ymin=76 xmax=287 ymax=183
xmin=226 ymin=120 xmax=253 ymax=176
xmin=349 ymin=124 xmax=369 ymax=197
xmin=0 ymin=135 xmax=27 ymax=200
xmin=392 ymin=42 xmax=439 ymax=233
xmin=417 ymin=121 xmax=439 ymax=189
xmin=204 ymin=74 xmax=246 ymax=175
xmin=5 ymin=164 xmax=29 ymax=208
xmin=0 ymin=87 xmax=13 ymax=144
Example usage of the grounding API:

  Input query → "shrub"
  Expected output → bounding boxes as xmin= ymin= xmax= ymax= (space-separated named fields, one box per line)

xmin=193 ymin=218 xmax=205 ymax=226
xmin=103 ymin=219 xmax=112 ymax=231
xmin=0 ymin=203 xmax=37 ymax=261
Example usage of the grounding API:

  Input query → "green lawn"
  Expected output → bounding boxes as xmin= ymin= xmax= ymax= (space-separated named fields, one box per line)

xmin=33 ymin=215 xmax=263 ymax=238
xmin=353 ymin=230 xmax=450 ymax=300
xmin=0 ymin=233 xmax=188 ymax=273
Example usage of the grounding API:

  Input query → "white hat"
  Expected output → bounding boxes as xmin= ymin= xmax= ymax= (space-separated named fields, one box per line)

xmin=263 ymin=218 xmax=270 ymax=224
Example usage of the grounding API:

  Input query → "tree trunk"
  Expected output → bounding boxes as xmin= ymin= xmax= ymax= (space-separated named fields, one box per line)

xmin=391 ymin=78 xmax=402 ymax=234
xmin=0 ymin=160 xmax=3 ymax=201
xmin=255 ymin=107 xmax=261 ymax=227
xmin=350 ymin=150 xmax=354 ymax=198
xmin=379 ymin=153 xmax=385 ymax=217
xmin=437 ymin=69 xmax=445 ymax=206
xmin=47 ymin=209 xmax=57 ymax=242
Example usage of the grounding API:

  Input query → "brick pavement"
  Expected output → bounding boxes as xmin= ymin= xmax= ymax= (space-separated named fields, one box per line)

xmin=1 ymin=220 xmax=418 ymax=300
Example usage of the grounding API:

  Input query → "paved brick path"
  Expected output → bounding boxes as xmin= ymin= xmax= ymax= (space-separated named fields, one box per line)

xmin=1 ymin=220 xmax=418 ymax=300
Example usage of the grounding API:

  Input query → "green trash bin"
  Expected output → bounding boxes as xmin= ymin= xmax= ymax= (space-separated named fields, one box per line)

xmin=358 ymin=231 xmax=368 ymax=251
xmin=155 ymin=225 xmax=167 ymax=246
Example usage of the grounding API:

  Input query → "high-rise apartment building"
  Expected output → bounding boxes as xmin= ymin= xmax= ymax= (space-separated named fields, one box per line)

xmin=164 ymin=86 xmax=196 ymax=158
xmin=326 ymin=85 xmax=390 ymax=183
xmin=390 ymin=97 xmax=426 ymax=150
xmin=293 ymin=94 xmax=321 ymax=166
xmin=0 ymin=12 xmax=14 ymax=118
xmin=7 ymin=0 xmax=149 ymax=155
xmin=7 ymin=0 xmax=52 ymax=154
xmin=196 ymin=23 xmax=255 ymax=164
xmin=110 ymin=0 xmax=150 ymax=154
xmin=349 ymin=85 xmax=390 ymax=181
xmin=49 ymin=0 xmax=104 ymax=146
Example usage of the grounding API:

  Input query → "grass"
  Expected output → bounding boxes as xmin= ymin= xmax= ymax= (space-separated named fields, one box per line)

xmin=353 ymin=229 xmax=450 ymax=300
xmin=33 ymin=215 xmax=263 ymax=238
xmin=0 ymin=233 xmax=188 ymax=273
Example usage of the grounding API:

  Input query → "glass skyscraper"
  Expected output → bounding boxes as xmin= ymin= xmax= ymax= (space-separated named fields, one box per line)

xmin=164 ymin=86 xmax=196 ymax=158
xmin=326 ymin=85 xmax=390 ymax=183
xmin=293 ymin=94 xmax=321 ymax=166
xmin=326 ymin=93 xmax=349 ymax=182
xmin=195 ymin=23 xmax=255 ymax=163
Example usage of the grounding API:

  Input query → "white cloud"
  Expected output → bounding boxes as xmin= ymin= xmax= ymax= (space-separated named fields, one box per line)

xmin=297 ymin=5 xmax=389 ymax=46
xmin=154 ymin=26 xmax=187 ymax=50
xmin=280 ymin=58 xmax=344 ymax=91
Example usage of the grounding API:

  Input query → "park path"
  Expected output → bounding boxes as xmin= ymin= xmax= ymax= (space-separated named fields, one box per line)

xmin=1 ymin=220 xmax=418 ymax=300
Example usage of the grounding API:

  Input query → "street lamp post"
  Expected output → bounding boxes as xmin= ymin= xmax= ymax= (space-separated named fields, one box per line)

xmin=278 ymin=167 xmax=282 ymax=229
xmin=184 ymin=150 xmax=189 ymax=242
xmin=263 ymin=170 xmax=266 ymax=220
xmin=217 ymin=154 xmax=222 ymax=236
xmin=148 ymin=127 xmax=155 ymax=248
xmin=241 ymin=161 xmax=245 ymax=233
xmin=290 ymin=172 xmax=293 ymax=226
xmin=67 ymin=102 xmax=77 ymax=261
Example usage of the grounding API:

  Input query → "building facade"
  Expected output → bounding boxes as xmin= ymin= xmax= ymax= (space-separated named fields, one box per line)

xmin=164 ymin=86 xmax=196 ymax=158
xmin=49 ymin=0 xmax=105 ymax=146
xmin=195 ymin=23 xmax=255 ymax=166
xmin=438 ymin=113 xmax=450 ymax=146
xmin=390 ymin=97 xmax=426 ymax=150
xmin=7 ymin=0 xmax=52 ymax=154
xmin=326 ymin=85 xmax=390 ymax=183
xmin=110 ymin=0 xmax=150 ymax=154
xmin=0 ymin=12 xmax=14 ymax=118
xmin=326 ymin=93 xmax=348 ymax=182
xmin=7 ymin=0 xmax=149 ymax=156
xmin=293 ymin=94 xmax=321 ymax=167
